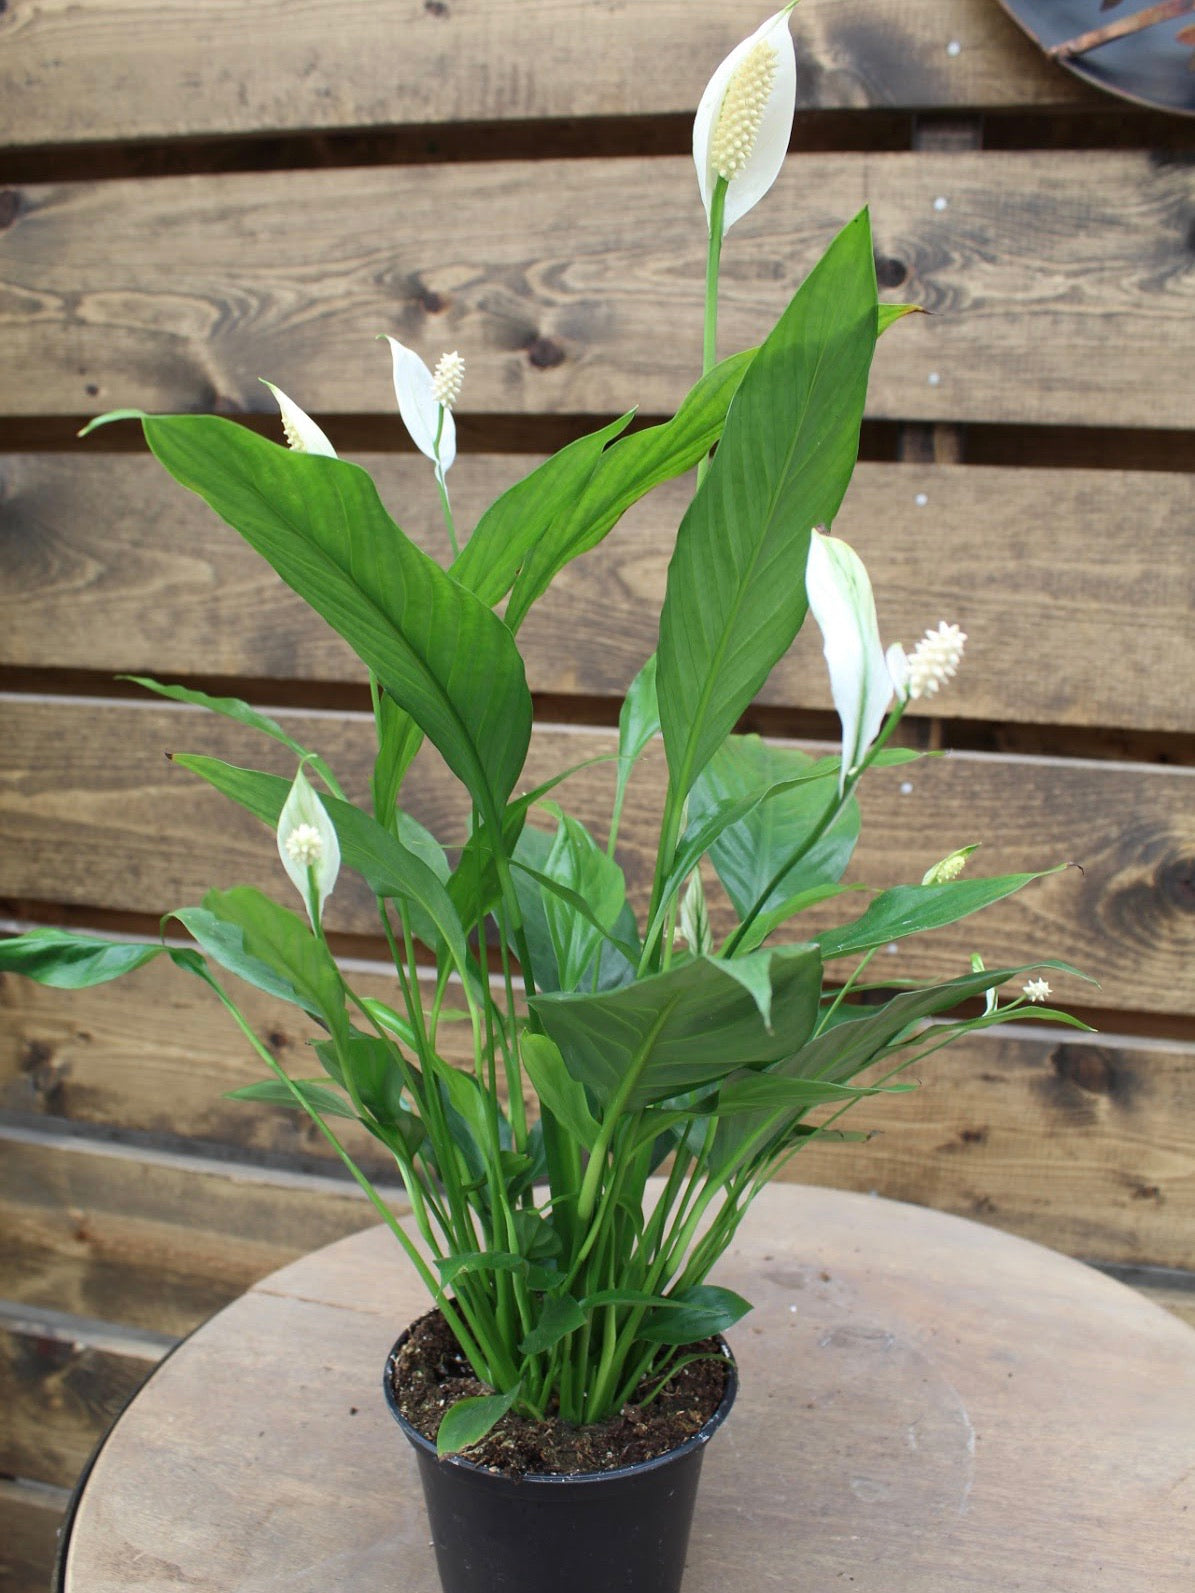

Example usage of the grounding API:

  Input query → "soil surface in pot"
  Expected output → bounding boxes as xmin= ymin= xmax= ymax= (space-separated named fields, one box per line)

xmin=392 ymin=1308 xmax=730 ymax=1476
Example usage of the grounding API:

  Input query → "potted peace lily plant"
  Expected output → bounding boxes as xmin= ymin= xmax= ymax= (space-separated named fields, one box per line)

xmin=0 ymin=9 xmax=1087 ymax=1592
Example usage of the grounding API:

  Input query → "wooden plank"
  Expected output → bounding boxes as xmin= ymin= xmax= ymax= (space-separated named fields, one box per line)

xmin=0 ymin=1302 xmax=171 ymax=1491
xmin=0 ymin=1476 xmax=68 ymax=1593
xmin=781 ymin=1027 xmax=1195 ymax=1270
xmin=0 ymin=948 xmax=494 ymax=1179
xmin=1 ymin=696 xmax=1192 ymax=1015
xmin=0 ymin=1123 xmax=402 ymax=1334
xmin=0 ymin=0 xmax=1090 ymax=150
xmin=4 ymin=152 xmax=1194 ymax=428
xmin=3 ymin=451 xmax=1193 ymax=734
xmin=3 ymin=954 xmax=1193 ymax=1269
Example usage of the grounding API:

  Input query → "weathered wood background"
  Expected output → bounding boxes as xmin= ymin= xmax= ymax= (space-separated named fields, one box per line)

xmin=1 ymin=2 xmax=1193 ymax=1586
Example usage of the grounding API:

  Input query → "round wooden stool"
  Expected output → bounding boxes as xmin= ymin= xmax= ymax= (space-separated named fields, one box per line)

xmin=57 ymin=1184 xmax=1195 ymax=1591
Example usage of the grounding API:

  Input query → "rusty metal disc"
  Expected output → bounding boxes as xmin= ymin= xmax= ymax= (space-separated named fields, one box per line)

xmin=996 ymin=0 xmax=1195 ymax=116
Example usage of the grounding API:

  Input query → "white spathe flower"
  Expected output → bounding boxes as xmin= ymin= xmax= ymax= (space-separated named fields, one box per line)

xmin=277 ymin=768 xmax=340 ymax=927
xmin=806 ymin=531 xmax=893 ymax=795
xmin=1023 ymin=977 xmax=1052 ymax=1004
xmin=261 ymin=381 xmax=337 ymax=458
xmin=383 ymin=336 xmax=456 ymax=478
xmin=693 ymin=7 xmax=797 ymax=236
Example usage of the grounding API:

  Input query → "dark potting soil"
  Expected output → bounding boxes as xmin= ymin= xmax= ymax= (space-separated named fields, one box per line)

xmin=391 ymin=1307 xmax=730 ymax=1476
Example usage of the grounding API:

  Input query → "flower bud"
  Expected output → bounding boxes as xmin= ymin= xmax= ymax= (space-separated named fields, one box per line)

xmin=383 ymin=336 xmax=457 ymax=478
xmin=261 ymin=381 xmax=337 ymax=458
xmin=277 ymin=768 xmax=340 ymax=926
xmin=805 ymin=531 xmax=893 ymax=794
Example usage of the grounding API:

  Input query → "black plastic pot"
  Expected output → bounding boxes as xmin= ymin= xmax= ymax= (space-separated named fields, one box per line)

xmin=383 ymin=1331 xmax=737 ymax=1593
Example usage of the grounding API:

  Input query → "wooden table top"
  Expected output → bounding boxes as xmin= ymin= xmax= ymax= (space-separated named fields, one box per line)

xmin=59 ymin=1183 xmax=1195 ymax=1592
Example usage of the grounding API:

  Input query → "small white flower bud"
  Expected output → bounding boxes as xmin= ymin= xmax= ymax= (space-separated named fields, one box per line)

xmin=1022 ymin=978 xmax=1052 ymax=1003
xmin=906 ymin=621 xmax=967 ymax=701
xmin=922 ymin=846 xmax=974 ymax=886
xmin=277 ymin=768 xmax=340 ymax=927
xmin=432 ymin=351 xmax=466 ymax=410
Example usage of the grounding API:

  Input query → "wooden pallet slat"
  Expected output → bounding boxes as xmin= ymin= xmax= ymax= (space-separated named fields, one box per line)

xmin=0 ymin=1124 xmax=401 ymax=1335
xmin=3 ymin=152 xmax=1193 ymax=427
xmin=1 ymin=697 xmax=1192 ymax=1014
xmin=0 ymin=0 xmax=1091 ymax=151
xmin=2 ymin=452 xmax=1192 ymax=734
xmin=3 ymin=956 xmax=1193 ymax=1270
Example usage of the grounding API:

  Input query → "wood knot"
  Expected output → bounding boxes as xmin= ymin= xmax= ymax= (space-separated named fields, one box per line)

xmin=1051 ymin=1044 xmax=1115 ymax=1096
xmin=19 ymin=1039 xmax=53 ymax=1073
xmin=525 ymin=335 xmax=566 ymax=370
xmin=874 ymin=254 xmax=908 ymax=288
xmin=424 ymin=0 xmax=449 ymax=14
xmin=1157 ymin=855 xmax=1195 ymax=913
xmin=958 ymin=1126 xmax=988 ymax=1145
xmin=418 ymin=286 xmax=447 ymax=314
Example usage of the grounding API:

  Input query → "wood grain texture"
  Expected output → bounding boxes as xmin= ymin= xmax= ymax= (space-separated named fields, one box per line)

xmin=3 ymin=953 xmax=1193 ymax=1268
xmin=0 ymin=0 xmax=1090 ymax=149
xmin=4 ymin=452 xmax=1193 ymax=734
xmin=4 ymin=152 xmax=1193 ymax=427
xmin=1 ymin=697 xmax=1192 ymax=1015
xmin=0 ymin=1124 xmax=402 ymax=1334
xmin=0 ymin=1477 xmax=68 ymax=1593
xmin=61 ymin=1193 xmax=1195 ymax=1593
xmin=0 ymin=1303 xmax=171 ymax=1490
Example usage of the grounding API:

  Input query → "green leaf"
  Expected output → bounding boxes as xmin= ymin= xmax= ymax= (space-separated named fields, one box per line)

xmin=170 ymin=754 xmax=469 ymax=975
xmin=170 ymin=905 xmax=319 ymax=1016
xmin=197 ymin=886 xmax=349 ymax=1045
xmin=520 ymin=1033 xmax=600 ymax=1151
xmin=0 ymin=928 xmax=163 ymax=988
xmin=537 ymin=809 xmax=635 ymax=990
xmin=504 ymin=350 xmax=757 ymax=632
xmin=121 ymin=675 xmax=345 ymax=798
xmin=691 ymin=736 xmax=860 ymax=921
xmin=528 ymin=944 xmax=822 ymax=1110
xmin=639 ymin=1285 xmax=753 ymax=1344
xmin=226 ymin=1077 xmax=356 ymax=1118
xmin=716 ymin=1071 xmax=909 ymax=1114
xmin=370 ymin=688 xmax=422 ymax=828
xmin=519 ymin=1294 xmax=588 ymax=1356
xmin=817 ymin=868 xmax=1069 ymax=961
xmin=657 ymin=210 xmax=879 ymax=807
xmin=436 ymin=1385 xmax=521 ymax=1457
xmin=878 ymin=303 xmax=922 ymax=334
xmin=729 ymin=884 xmax=858 ymax=956
xmin=451 ymin=413 xmax=634 ymax=609
xmin=618 ymin=653 xmax=661 ymax=768
xmin=138 ymin=416 xmax=531 ymax=824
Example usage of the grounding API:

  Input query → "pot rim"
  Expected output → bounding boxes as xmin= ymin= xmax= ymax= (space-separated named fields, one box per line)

xmin=383 ymin=1327 xmax=738 ymax=1485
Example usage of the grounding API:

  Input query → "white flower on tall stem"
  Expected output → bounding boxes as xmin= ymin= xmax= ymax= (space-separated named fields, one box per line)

xmin=1022 ymin=977 xmax=1052 ymax=1004
xmin=895 ymin=621 xmax=968 ymax=701
xmin=805 ymin=530 xmax=894 ymax=794
xmin=693 ymin=6 xmax=798 ymax=237
xmin=277 ymin=768 xmax=340 ymax=928
xmin=383 ymin=336 xmax=459 ymax=482
xmin=261 ymin=381 xmax=337 ymax=458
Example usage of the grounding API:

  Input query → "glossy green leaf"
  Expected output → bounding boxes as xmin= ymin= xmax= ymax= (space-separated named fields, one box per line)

xmin=138 ymin=415 xmax=531 ymax=823
xmin=520 ymin=1033 xmax=600 ymax=1151
xmin=729 ymin=884 xmax=858 ymax=956
xmin=536 ymin=809 xmax=635 ymax=990
xmin=122 ymin=675 xmax=344 ymax=798
xmin=170 ymin=754 xmax=469 ymax=975
xmin=505 ymin=350 xmax=757 ymax=632
xmin=226 ymin=1077 xmax=355 ymax=1118
xmin=170 ymin=905 xmax=319 ymax=1017
xmin=817 ymin=868 xmax=1068 ymax=961
xmin=451 ymin=413 xmax=633 ymax=608
xmin=529 ymin=944 xmax=822 ymax=1110
xmin=691 ymin=737 xmax=860 ymax=920
xmin=0 ymin=928 xmax=163 ymax=988
xmin=436 ymin=1385 xmax=521 ymax=1457
xmin=639 ymin=1285 xmax=752 ymax=1344
xmin=657 ymin=211 xmax=878 ymax=807
xmin=519 ymin=1293 xmax=588 ymax=1356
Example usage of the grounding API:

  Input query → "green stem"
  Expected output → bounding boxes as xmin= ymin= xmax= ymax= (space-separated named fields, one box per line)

xmin=433 ymin=406 xmax=459 ymax=558
xmin=701 ymin=174 xmax=729 ymax=484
